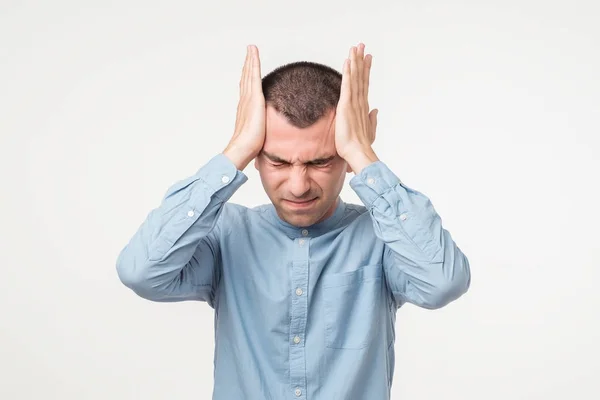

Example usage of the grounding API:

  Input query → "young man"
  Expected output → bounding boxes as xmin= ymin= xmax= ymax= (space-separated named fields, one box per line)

xmin=116 ymin=43 xmax=471 ymax=400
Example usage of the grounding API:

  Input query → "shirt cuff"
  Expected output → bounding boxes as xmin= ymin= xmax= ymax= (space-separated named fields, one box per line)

xmin=190 ymin=153 xmax=248 ymax=207
xmin=349 ymin=161 xmax=403 ymax=209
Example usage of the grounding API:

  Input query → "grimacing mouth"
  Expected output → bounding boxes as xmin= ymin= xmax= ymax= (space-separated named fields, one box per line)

xmin=284 ymin=197 xmax=318 ymax=204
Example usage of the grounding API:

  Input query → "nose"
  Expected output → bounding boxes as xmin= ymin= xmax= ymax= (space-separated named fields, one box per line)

xmin=288 ymin=166 xmax=311 ymax=199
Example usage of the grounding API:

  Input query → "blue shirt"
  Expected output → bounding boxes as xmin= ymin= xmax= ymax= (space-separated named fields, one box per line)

xmin=116 ymin=153 xmax=471 ymax=400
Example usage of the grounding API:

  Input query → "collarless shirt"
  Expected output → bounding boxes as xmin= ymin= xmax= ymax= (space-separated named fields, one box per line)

xmin=116 ymin=153 xmax=471 ymax=400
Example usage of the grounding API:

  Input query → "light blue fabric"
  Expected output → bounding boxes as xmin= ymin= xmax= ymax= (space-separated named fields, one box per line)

xmin=116 ymin=153 xmax=471 ymax=400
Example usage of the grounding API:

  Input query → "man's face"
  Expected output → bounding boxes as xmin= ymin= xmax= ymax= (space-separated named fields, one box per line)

xmin=255 ymin=105 xmax=348 ymax=227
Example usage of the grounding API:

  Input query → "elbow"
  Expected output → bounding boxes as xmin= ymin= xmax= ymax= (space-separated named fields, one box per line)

xmin=421 ymin=273 xmax=470 ymax=309
xmin=115 ymin=248 xmax=178 ymax=302
xmin=116 ymin=247 xmax=153 ymax=295
xmin=116 ymin=261 xmax=139 ymax=291
xmin=420 ymin=257 xmax=471 ymax=310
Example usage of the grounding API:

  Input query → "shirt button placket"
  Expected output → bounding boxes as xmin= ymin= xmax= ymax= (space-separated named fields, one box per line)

xmin=290 ymin=234 xmax=309 ymax=398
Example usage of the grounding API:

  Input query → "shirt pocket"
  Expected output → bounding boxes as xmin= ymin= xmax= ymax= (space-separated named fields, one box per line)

xmin=321 ymin=264 xmax=383 ymax=349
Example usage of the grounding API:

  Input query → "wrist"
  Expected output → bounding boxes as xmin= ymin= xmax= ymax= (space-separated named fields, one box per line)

xmin=223 ymin=143 xmax=255 ymax=171
xmin=344 ymin=147 xmax=379 ymax=175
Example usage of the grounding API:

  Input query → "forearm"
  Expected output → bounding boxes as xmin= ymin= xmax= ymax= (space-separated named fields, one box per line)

xmin=116 ymin=153 xmax=247 ymax=300
xmin=350 ymin=161 xmax=471 ymax=308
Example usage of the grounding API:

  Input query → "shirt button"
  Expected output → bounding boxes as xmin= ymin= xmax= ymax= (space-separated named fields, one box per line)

xmin=299 ymin=239 xmax=305 ymax=246
xmin=221 ymin=175 xmax=230 ymax=184
xmin=187 ymin=210 xmax=195 ymax=217
xmin=367 ymin=177 xmax=375 ymax=185
xmin=295 ymin=288 xmax=303 ymax=296
xmin=301 ymin=229 xmax=308 ymax=236
xmin=293 ymin=336 xmax=301 ymax=344
xmin=400 ymin=213 xmax=407 ymax=221
xmin=295 ymin=388 xmax=302 ymax=397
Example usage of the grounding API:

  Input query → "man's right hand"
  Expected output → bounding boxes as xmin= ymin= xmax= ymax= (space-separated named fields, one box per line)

xmin=223 ymin=45 xmax=266 ymax=171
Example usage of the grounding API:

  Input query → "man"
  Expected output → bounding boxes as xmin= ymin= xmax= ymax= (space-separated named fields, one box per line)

xmin=116 ymin=43 xmax=471 ymax=400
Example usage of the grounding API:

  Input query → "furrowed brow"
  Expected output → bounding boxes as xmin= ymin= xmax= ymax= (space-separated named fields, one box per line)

xmin=261 ymin=151 xmax=289 ymax=163
xmin=307 ymin=155 xmax=336 ymax=164
xmin=261 ymin=151 xmax=336 ymax=164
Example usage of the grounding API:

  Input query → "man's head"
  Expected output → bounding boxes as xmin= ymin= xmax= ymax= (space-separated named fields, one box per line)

xmin=254 ymin=61 xmax=348 ymax=228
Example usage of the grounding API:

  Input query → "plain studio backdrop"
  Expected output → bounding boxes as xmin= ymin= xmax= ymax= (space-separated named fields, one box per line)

xmin=1 ymin=0 xmax=598 ymax=399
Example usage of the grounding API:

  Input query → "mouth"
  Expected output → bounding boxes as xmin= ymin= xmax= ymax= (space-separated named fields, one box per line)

xmin=283 ymin=198 xmax=318 ymax=209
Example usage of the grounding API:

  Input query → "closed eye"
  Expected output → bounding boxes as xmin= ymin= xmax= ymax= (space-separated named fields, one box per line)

xmin=308 ymin=156 xmax=335 ymax=167
xmin=309 ymin=161 xmax=331 ymax=167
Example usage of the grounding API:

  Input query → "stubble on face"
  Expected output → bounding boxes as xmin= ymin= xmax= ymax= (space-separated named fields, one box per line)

xmin=256 ymin=106 xmax=347 ymax=228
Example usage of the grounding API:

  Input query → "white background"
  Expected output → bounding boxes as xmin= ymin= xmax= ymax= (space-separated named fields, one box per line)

xmin=1 ymin=0 xmax=599 ymax=398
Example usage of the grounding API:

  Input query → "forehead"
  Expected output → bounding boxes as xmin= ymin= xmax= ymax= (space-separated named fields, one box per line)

xmin=263 ymin=105 xmax=337 ymax=162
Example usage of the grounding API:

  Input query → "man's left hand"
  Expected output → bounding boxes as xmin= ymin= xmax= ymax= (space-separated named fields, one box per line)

xmin=334 ymin=43 xmax=380 ymax=174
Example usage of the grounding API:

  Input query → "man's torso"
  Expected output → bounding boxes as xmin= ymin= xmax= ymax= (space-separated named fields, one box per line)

xmin=210 ymin=200 xmax=398 ymax=400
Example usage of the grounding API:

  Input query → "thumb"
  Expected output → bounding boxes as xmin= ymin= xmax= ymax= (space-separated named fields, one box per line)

xmin=369 ymin=109 xmax=379 ymax=143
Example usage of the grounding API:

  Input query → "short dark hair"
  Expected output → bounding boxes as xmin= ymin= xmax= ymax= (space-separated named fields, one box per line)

xmin=261 ymin=61 xmax=342 ymax=129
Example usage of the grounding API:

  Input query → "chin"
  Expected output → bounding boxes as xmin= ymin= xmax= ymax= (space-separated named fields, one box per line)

xmin=286 ymin=215 xmax=319 ymax=228
xmin=277 ymin=208 xmax=322 ymax=228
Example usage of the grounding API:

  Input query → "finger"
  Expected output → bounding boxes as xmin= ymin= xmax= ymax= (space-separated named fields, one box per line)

xmin=350 ymin=46 xmax=358 ymax=105
xmin=240 ymin=46 xmax=250 ymax=95
xmin=341 ymin=58 xmax=351 ymax=102
xmin=251 ymin=46 xmax=262 ymax=93
xmin=247 ymin=46 xmax=253 ymax=94
xmin=339 ymin=58 xmax=351 ymax=105
xmin=364 ymin=54 xmax=372 ymax=100
xmin=245 ymin=45 xmax=255 ymax=95
xmin=356 ymin=43 xmax=364 ymax=105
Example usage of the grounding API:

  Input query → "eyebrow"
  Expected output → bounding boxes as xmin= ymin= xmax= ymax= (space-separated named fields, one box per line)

xmin=261 ymin=151 xmax=336 ymax=165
